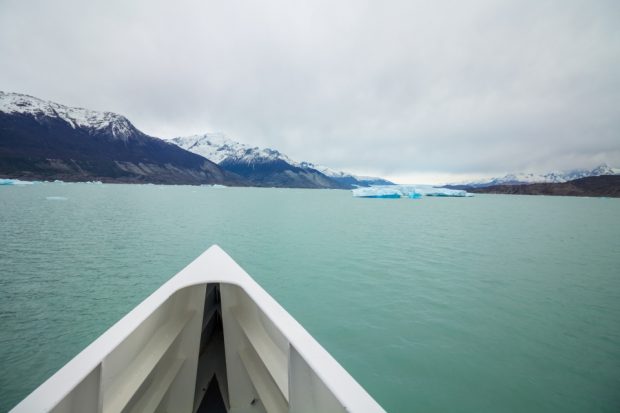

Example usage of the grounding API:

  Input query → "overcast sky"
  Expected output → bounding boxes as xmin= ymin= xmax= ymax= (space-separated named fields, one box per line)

xmin=1 ymin=0 xmax=619 ymax=183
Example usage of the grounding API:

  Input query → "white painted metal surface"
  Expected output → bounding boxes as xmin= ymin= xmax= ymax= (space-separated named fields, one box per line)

xmin=11 ymin=245 xmax=386 ymax=413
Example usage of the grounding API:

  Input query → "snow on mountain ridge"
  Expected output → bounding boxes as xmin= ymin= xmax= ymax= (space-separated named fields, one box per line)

xmin=296 ymin=161 xmax=343 ymax=176
xmin=297 ymin=161 xmax=388 ymax=182
xmin=172 ymin=133 xmax=299 ymax=166
xmin=173 ymin=133 xmax=390 ymax=184
xmin=0 ymin=91 xmax=136 ymax=140
xmin=455 ymin=164 xmax=619 ymax=187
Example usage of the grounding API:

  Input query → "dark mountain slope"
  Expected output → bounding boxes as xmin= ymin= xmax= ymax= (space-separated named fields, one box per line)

xmin=0 ymin=92 xmax=245 ymax=185
xmin=172 ymin=134 xmax=347 ymax=189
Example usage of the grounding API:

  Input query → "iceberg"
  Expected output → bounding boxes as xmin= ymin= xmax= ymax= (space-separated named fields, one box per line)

xmin=412 ymin=185 xmax=473 ymax=197
xmin=351 ymin=187 xmax=403 ymax=198
xmin=352 ymin=185 xmax=472 ymax=198
xmin=0 ymin=178 xmax=35 ymax=186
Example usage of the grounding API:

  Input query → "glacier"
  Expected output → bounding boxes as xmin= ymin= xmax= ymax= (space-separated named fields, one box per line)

xmin=352 ymin=185 xmax=472 ymax=198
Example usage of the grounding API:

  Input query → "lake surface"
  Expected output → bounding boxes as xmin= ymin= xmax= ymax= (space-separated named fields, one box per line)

xmin=1 ymin=183 xmax=619 ymax=412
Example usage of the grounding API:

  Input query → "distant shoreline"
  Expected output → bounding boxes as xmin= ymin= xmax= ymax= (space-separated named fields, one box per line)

xmin=465 ymin=175 xmax=620 ymax=198
xmin=0 ymin=176 xmax=348 ymax=189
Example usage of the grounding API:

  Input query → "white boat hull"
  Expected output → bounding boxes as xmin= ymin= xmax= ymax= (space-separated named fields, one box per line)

xmin=11 ymin=245 xmax=385 ymax=413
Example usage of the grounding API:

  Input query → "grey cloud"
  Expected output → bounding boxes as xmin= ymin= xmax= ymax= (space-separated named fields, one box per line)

xmin=1 ymin=0 xmax=619 ymax=181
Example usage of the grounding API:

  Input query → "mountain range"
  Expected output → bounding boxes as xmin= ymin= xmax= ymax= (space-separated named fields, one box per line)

xmin=172 ymin=134 xmax=393 ymax=189
xmin=469 ymin=175 xmax=620 ymax=198
xmin=0 ymin=91 xmax=391 ymax=188
xmin=0 ymin=92 xmax=243 ymax=185
xmin=2 ymin=91 xmax=616 ymax=190
xmin=446 ymin=164 xmax=620 ymax=189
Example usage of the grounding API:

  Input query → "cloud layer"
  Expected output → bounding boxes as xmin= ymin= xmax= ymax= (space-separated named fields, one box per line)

xmin=1 ymin=0 xmax=619 ymax=182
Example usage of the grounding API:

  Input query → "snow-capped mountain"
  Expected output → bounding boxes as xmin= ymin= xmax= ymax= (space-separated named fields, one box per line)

xmin=449 ymin=164 xmax=620 ymax=188
xmin=0 ymin=91 xmax=138 ymax=141
xmin=297 ymin=162 xmax=394 ymax=187
xmin=172 ymin=133 xmax=392 ymax=188
xmin=0 ymin=91 xmax=242 ymax=185
xmin=469 ymin=175 xmax=620 ymax=197
xmin=172 ymin=133 xmax=299 ymax=166
xmin=172 ymin=133 xmax=344 ymax=189
xmin=555 ymin=164 xmax=620 ymax=181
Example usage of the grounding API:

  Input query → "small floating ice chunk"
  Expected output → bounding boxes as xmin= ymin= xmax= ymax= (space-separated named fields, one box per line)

xmin=46 ymin=196 xmax=68 ymax=201
xmin=201 ymin=184 xmax=227 ymax=188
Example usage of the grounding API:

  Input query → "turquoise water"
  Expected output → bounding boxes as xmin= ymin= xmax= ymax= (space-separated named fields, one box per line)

xmin=1 ymin=183 xmax=619 ymax=412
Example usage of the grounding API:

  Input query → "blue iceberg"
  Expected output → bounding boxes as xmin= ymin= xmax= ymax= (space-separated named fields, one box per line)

xmin=352 ymin=185 xmax=472 ymax=199
xmin=351 ymin=187 xmax=403 ymax=198
xmin=0 ymin=178 xmax=35 ymax=186
xmin=413 ymin=185 xmax=473 ymax=197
